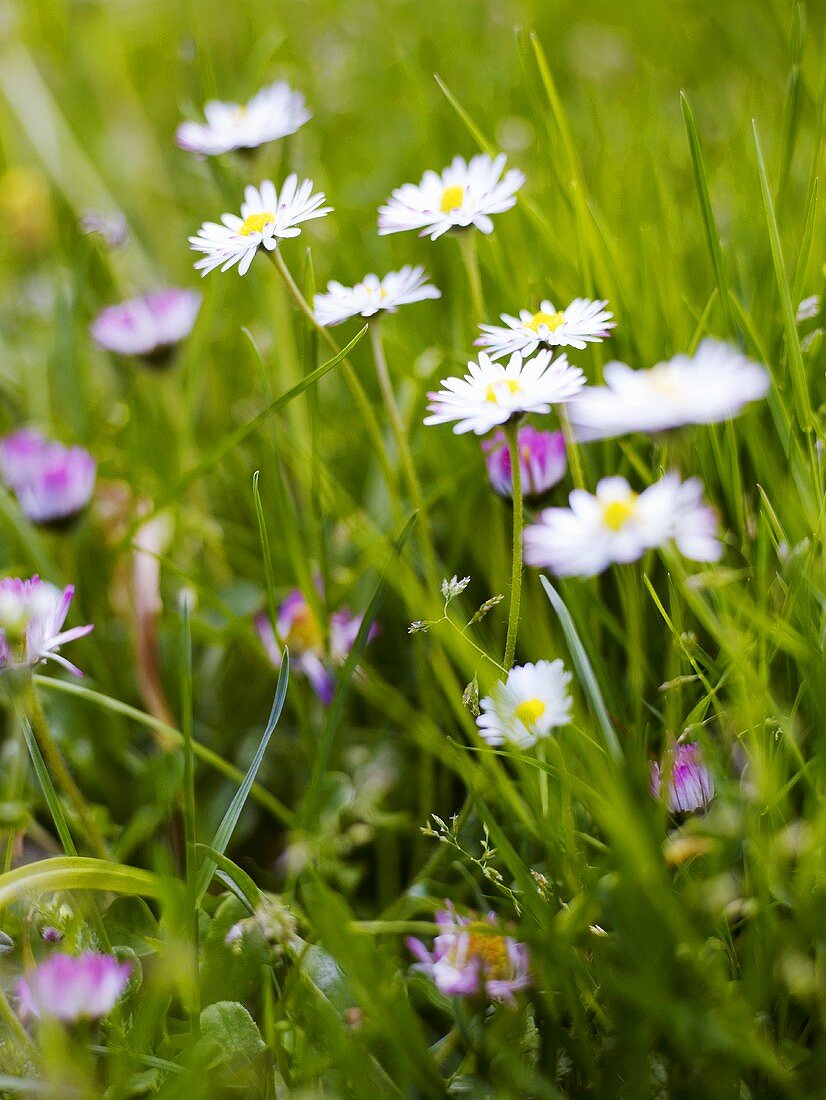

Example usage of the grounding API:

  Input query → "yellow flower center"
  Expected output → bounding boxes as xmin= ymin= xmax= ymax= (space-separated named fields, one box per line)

xmin=239 ymin=212 xmax=274 ymax=236
xmin=285 ymin=604 xmax=323 ymax=652
xmin=439 ymin=184 xmax=465 ymax=213
xmin=464 ymin=931 xmax=511 ymax=980
xmin=514 ymin=697 xmax=546 ymax=726
xmin=526 ymin=309 xmax=565 ymax=333
xmin=649 ymin=365 xmax=679 ymax=394
xmin=485 ymin=378 xmax=521 ymax=403
xmin=602 ymin=495 xmax=638 ymax=531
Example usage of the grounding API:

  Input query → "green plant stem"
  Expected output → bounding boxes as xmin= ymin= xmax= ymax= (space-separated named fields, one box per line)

xmin=502 ymin=420 xmax=524 ymax=670
xmin=0 ymin=985 xmax=38 ymax=1070
xmin=26 ymin=688 xmax=109 ymax=860
xmin=456 ymin=230 xmax=485 ymax=323
xmin=558 ymin=407 xmax=585 ymax=490
xmin=369 ymin=321 xmax=439 ymax=587
xmin=268 ymin=250 xmax=399 ymax=506
xmin=178 ymin=598 xmax=200 ymax=1037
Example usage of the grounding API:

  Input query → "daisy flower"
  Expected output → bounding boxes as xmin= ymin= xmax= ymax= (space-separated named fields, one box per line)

xmin=566 ymin=338 xmax=770 ymax=441
xmin=407 ymin=903 xmax=530 ymax=1005
xmin=313 ymin=265 xmax=440 ymax=326
xmin=0 ymin=428 xmax=95 ymax=526
xmin=523 ymin=472 xmax=721 ymax=578
xmin=189 ymin=176 xmax=331 ymax=277
xmin=482 ymin=425 xmax=566 ymax=498
xmin=0 ymin=576 xmax=93 ymax=676
xmin=477 ymin=660 xmax=572 ymax=749
xmin=424 ymin=350 xmax=585 ymax=436
xmin=651 ymin=742 xmax=715 ymax=814
xmin=17 ymin=953 xmax=131 ymax=1022
xmin=91 ymin=289 xmax=201 ymax=363
xmin=378 ymin=153 xmax=525 ymax=240
xmin=476 ymin=297 xmax=615 ymax=359
xmin=256 ymin=588 xmax=377 ymax=705
xmin=176 ymin=80 xmax=311 ymax=156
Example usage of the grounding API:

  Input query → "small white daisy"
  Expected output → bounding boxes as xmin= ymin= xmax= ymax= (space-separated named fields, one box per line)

xmin=424 ymin=350 xmax=585 ymax=436
xmin=477 ymin=660 xmax=573 ymax=750
xmin=523 ymin=473 xmax=721 ymax=578
xmin=189 ymin=176 xmax=331 ymax=277
xmin=476 ymin=298 xmax=615 ymax=359
xmin=313 ymin=266 xmax=441 ymax=326
xmin=176 ymin=80 xmax=311 ymax=156
xmin=378 ymin=153 xmax=525 ymax=241
xmin=566 ymin=338 xmax=770 ymax=442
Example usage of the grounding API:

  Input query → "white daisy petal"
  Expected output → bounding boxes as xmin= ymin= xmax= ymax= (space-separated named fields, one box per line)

xmin=477 ymin=660 xmax=572 ymax=750
xmin=313 ymin=265 xmax=441 ymax=326
xmin=476 ymin=296 xmax=615 ymax=360
xmin=176 ymin=80 xmax=312 ymax=157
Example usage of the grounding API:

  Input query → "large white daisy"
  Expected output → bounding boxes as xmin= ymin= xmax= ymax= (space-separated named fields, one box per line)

xmin=189 ymin=177 xmax=331 ymax=277
xmin=477 ymin=660 xmax=573 ymax=750
xmin=476 ymin=297 xmax=615 ymax=359
xmin=378 ymin=154 xmax=525 ymax=241
xmin=523 ymin=472 xmax=721 ymax=578
xmin=313 ymin=266 xmax=441 ymax=326
xmin=566 ymin=338 xmax=770 ymax=441
xmin=176 ymin=80 xmax=311 ymax=156
xmin=424 ymin=350 xmax=585 ymax=436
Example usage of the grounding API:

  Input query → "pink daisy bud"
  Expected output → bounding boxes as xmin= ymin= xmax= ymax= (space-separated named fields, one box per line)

xmin=0 ymin=428 xmax=95 ymax=527
xmin=651 ymin=741 xmax=715 ymax=814
xmin=16 ymin=952 xmax=132 ymax=1022
xmin=91 ymin=289 xmax=201 ymax=364
xmin=482 ymin=425 xmax=566 ymax=498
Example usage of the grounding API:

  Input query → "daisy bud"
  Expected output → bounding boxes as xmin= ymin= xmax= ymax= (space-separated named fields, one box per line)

xmin=651 ymin=741 xmax=715 ymax=814
xmin=91 ymin=289 xmax=201 ymax=366
xmin=16 ymin=952 xmax=132 ymax=1022
xmin=482 ymin=425 xmax=566 ymax=498
xmin=0 ymin=429 xmax=95 ymax=528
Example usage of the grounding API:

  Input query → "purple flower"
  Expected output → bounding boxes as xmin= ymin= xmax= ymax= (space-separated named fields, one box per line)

xmin=0 ymin=428 xmax=95 ymax=526
xmin=16 ymin=952 xmax=131 ymax=1022
xmin=0 ymin=576 xmax=93 ymax=676
xmin=256 ymin=588 xmax=376 ymax=705
xmin=407 ymin=903 xmax=530 ymax=1005
xmin=651 ymin=741 xmax=715 ymax=814
xmin=91 ymin=289 xmax=201 ymax=363
xmin=482 ymin=425 xmax=566 ymax=498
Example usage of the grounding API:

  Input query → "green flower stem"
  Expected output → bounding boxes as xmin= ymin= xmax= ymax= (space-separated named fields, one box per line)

xmin=558 ymin=407 xmax=585 ymax=491
xmin=269 ymin=249 xmax=400 ymax=507
xmin=0 ymin=985 xmax=37 ymax=1070
xmin=369 ymin=320 xmax=440 ymax=587
xmin=25 ymin=687 xmax=109 ymax=861
xmin=456 ymin=230 xmax=485 ymax=324
xmin=502 ymin=420 xmax=524 ymax=670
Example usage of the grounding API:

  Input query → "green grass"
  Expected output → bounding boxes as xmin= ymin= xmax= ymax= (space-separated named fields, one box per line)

xmin=0 ymin=0 xmax=825 ymax=1095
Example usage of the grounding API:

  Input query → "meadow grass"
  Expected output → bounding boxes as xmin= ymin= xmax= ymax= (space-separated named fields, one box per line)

xmin=0 ymin=0 xmax=824 ymax=1096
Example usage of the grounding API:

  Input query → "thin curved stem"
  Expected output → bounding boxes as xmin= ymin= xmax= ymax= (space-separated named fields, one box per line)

xmin=268 ymin=250 xmax=400 ymax=508
xmin=502 ymin=421 xmax=524 ymax=670
xmin=26 ymin=687 xmax=109 ymax=860
xmin=456 ymin=231 xmax=485 ymax=324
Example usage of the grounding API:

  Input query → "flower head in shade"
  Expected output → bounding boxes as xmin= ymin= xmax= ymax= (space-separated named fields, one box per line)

xmin=378 ymin=154 xmax=525 ymax=240
xmin=477 ymin=660 xmax=572 ymax=750
xmin=477 ymin=297 xmax=615 ymax=360
xmin=91 ymin=289 xmax=201 ymax=364
xmin=16 ymin=953 xmax=131 ymax=1022
xmin=0 ymin=577 xmax=93 ymax=676
xmin=566 ymin=339 xmax=770 ymax=442
xmin=524 ymin=473 xmax=721 ymax=578
xmin=176 ymin=80 xmax=311 ymax=156
xmin=0 ymin=429 xmax=95 ymax=526
xmin=314 ymin=266 xmax=440 ymax=326
xmin=651 ymin=742 xmax=714 ymax=814
xmin=483 ymin=425 xmax=566 ymax=498
xmin=256 ymin=589 xmax=376 ymax=705
xmin=190 ymin=176 xmax=331 ymax=277
xmin=407 ymin=904 xmax=530 ymax=1005
xmin=425 ymin=350 xmax=584 ymax=436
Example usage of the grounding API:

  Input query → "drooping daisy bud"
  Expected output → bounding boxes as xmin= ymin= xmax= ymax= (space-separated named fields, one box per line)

xmin=91 ymin=289 xmax=201 ymax=365
xmin=651 ymin=741 xmax=715 ymax=814
xmin=482 ymin=425 xmax=566 ymax=498
xmin=407 ymin=902 xmax=530 ymax=1005
xmin=16 ymin=953 xmax=131 ymax=1022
